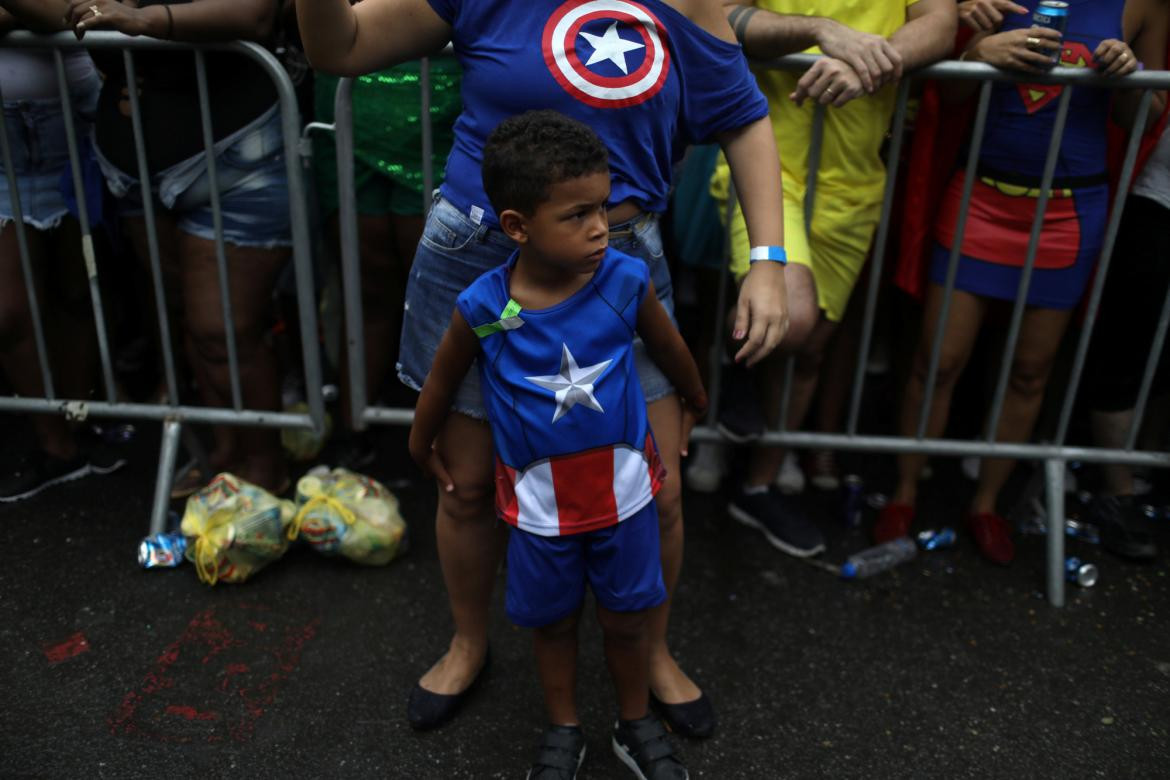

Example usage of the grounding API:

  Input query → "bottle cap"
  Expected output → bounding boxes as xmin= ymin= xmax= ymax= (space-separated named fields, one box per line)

xmin=840 ymin=562 xmax=858 ymax=579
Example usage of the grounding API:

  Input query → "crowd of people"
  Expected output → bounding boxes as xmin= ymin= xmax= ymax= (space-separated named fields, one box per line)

xmin=1 ymin=0 xmax=1168 ymax=777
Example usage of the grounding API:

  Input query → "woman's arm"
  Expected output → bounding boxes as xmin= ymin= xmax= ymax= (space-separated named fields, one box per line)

xmin=67 ymin=0 xmax=278 ymax=42
xmin=1113 ymin=0 xmax=1168 ymax=129
xmin=716 ymin=115 xmax=788 ymax=367
xmin=0 ymin=0 xmax=70 ymax=32
xmin=408 ymin=309 xmax=478 ymax=491
xmin=296 ymin=0 xmax=451 ymax=76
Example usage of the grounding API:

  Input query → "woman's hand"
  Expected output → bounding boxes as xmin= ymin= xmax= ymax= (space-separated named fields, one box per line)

xmin=67 ymin=0 xmax=152 ymax=38
xmin=957 ymin=0 xmax=1027 ymax=33
xmin=790 ymin=57 xmax=866 ymax=108
xmin=968 ymin=25 xmax=1062 ymax=72
xmin=733 ymin=260 xmax=789 ymax=367
xmin=1095 ymin=38 xmax=1138 ymax=77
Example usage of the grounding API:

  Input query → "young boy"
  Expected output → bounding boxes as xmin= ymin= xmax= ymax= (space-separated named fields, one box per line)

xmin=409 ymin=110 xmax=706 ymax=780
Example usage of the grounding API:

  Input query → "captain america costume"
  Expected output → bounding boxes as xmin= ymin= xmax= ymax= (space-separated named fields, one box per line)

xmin=929 ymin=0 xmax=1122 ymax=309
xmin=455 ymin=248 xmax=666 ymax=538
xmin=423 ymin=0 xmax=769 ymax=226
xmin=456 ymin=248 xmax=668 ymax=626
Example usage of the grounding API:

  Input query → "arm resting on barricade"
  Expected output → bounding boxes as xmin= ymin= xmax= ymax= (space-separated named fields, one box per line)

xmin=890 ymin=0 xmax=958 ymax=71
xmin=295 ymin=0 xmax=450 ymax=76
xmin=716 ymin=116 xmax=789 ymax=368
xmin=1112 ymin=0 xmax=1168 ymax=129
xmin=67 ymin=0 xmax=277 ymax=41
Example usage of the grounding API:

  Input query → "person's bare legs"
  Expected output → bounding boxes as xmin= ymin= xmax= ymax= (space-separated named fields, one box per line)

xmin=970 ymin=306 xmax=1072 ymax=514
xmin=418 ymin=411 xmax=507 ymax=694
xmin=597 ymin=606 xmax=651 ymax=721
xmin=533 ymin=611 xmax=582 ymax=726
xmin=180 ymin=234 xmax=289 ymax=490
xmin=892 ymin=285 xmax=987 ymax=506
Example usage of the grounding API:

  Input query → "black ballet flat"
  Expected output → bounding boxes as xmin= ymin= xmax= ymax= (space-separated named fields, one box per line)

xmin=406 ymin=649 xmax=491 ymax=731
xmin=650 ymin=690 xmax=717 ymax=739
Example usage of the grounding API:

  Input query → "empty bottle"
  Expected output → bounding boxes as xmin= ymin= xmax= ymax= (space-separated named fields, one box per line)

xmin=840 ymin=537 xmax=917 ymax=579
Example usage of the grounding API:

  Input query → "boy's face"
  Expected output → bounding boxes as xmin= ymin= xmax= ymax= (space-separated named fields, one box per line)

xmin=509 ymin=171 xmax=610 ymax=276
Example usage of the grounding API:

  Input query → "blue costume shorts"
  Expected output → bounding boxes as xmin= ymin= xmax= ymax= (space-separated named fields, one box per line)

xmin=505 ymin=501 xmax=667 ymax=628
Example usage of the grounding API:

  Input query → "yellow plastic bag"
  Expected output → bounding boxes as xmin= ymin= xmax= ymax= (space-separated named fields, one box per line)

xmin=288 ymin=466 xmax=407 ymax=565
xmin=181 ymin=473 xmax=295 ymax=585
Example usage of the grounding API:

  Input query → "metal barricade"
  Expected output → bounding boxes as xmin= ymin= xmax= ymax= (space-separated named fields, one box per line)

xmin=0 ymin=32 xmax=325 ymax=535
xmin=329 ymin=54 xmax=1170 ymax=607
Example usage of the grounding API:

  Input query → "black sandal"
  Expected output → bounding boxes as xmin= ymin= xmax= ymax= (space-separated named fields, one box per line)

xmin=527 ymin=724 xmax=587 ymax=779
xmin=612 ymin=715 xmax=688 ymax=779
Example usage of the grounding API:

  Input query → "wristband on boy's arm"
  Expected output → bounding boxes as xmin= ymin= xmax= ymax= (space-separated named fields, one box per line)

xmin=749 ymin=245 xmax=787 ymax=265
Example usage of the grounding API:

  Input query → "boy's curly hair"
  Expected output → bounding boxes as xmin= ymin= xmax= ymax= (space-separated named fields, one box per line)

xmin=482 ymin=110 xmax=609 ymax=217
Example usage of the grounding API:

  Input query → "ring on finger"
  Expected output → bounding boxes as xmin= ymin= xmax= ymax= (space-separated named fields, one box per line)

xmin=1120 ymin=51 xmax=1129 ymax=60
xmin=1025 ymin=36 xmax=1040 ymax=47
xmin=90 ymin=4 xmax=102 ymax=15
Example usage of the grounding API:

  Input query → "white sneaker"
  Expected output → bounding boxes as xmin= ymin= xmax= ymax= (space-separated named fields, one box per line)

xmin=685 ymin=442 xmax=726 ymax=493
xmin=775 ymin=451 xmax=806 ymax=495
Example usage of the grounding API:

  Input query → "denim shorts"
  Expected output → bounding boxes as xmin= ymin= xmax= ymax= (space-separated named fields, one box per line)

xmin=94 ymin=104 xmax=291 ymax=248
xmin=0 ymin=72 xmax=101 ymax=230
xmin=397 ymin=194 xmax=677 ymax=419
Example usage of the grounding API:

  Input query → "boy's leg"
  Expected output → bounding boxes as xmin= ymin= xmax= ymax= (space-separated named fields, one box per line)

xmin=533 ymin=611 xmax=583 ymax=726
xmin=596 ymin=606 xmax=650 ymax=721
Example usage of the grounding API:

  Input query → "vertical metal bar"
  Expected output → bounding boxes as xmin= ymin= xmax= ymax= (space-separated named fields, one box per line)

xmin=149 ymin=418 xmax=183 ymax=535
xmin=847 ymin=81 xmax=910 ymax=436
xmin=707 ymin=176 xmax=736 ymax=421
xmin=1055 ymin=89 xmax=1154 ymax=445
xmin=54 ymin=49 xmax=117 ymax=402
xmin=0 ymin=82 xmax=55 ymax=399
xmin=193 ymin=50 xmax=243 ymax=411
xmin=1125 ymin=277 xmax=1170 ymax=450
xmin=420 ymin=57 xmax=434 ymax=217
xmin=1045 ymin=458 xmax=1066 ymax=607
xmin=334 ymin=77 xmax=368 ymax=431
xmin=804 ymin=103 xmax=825 ymax=234
xmin=916 ymin=81 xmax=993 ymax=439
xmin=122 ymin=51 xmax=180 ymax=406
xmin=985 ymin=86 xmax=1073 ymax=442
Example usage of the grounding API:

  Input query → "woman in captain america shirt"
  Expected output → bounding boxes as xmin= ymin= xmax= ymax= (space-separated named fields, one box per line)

xmin=297 ymin=0 xmax=788 ymax=740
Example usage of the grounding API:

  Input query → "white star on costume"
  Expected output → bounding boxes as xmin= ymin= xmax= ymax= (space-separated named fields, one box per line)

xmin=525 ymin=344 xmax=612 ymax=423
xmin=580 ymin=21 xmax=645 ymax=75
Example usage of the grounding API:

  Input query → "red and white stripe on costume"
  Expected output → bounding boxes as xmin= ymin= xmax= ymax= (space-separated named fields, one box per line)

xmin=494 ymin=433 xmax=665 ymax=537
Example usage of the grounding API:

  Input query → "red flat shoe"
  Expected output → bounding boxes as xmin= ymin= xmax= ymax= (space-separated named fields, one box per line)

xmin=873 ymin=501 xmax=915 ymax=544
xmin=967 ymin=511 xmax=1015 ymax=565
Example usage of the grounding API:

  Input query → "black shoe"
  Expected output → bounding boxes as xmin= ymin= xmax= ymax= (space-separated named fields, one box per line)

xmin=0 ymin=451 xmax=92 ymax=503
xmin=612 ymin=715 xmax=688 ymax=779
xmin=650 ymin=691 xmax=716 ymax=739
xmin=728 ymin=486 xmax=826 ymax=557
xmin=527 ymin=724 xmax=586 ymax=779
xmin=405 ymin=649 xmax=490 ymax=731
xmin=715 ymin=363 xmax=766 ymax=444
xmin=1092 ymin=495 xmax=1157 ymax=561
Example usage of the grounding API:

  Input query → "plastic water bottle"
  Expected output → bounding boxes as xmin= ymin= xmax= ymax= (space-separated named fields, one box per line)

xmin=840 ymin=538 xmax=917 ymax=579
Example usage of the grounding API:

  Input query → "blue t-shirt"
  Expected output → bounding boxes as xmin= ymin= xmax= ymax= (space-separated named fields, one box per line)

xmin=979 ymin=0 xmax=1123 ymax=182
xmin=426 ymin=0 xmax=768 ymax=225
xmin=455 ymin=249 xmax=665 ymax=536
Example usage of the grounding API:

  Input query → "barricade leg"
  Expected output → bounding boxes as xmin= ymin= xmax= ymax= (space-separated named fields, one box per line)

xmin=149 ymin=418 xmax=183 ymax=535
xmin=1045 ymin=458 xmax=1065 ymax=607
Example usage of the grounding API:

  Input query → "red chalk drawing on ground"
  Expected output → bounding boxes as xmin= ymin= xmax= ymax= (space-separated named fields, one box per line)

xmin=43 ymin=632 xmax=90 ymax=664
xmin=108 ymin=603 xmax=319 ymax=743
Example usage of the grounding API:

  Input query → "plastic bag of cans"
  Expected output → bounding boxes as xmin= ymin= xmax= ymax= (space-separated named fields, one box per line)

xmin=181 ymin=473 xmax=295 ymax=585
xmin=287 ymin=466 xmax=407 ymax=566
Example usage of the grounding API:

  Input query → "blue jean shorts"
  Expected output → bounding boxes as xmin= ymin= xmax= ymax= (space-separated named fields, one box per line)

xmin=397 ymin=194 xmax=677 ymax=419
xmin=505 ymin=501 xmax=667 ymax=628
xmin=0 ymin=72 xmax=101 ymax=230
xmin=94 ymin=104 xmax=291 ymax=248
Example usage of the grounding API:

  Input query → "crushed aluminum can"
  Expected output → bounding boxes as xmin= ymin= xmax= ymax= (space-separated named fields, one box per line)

xmin=841 ymin=475 xmax=865 ymax=528
xmin=1065 ymin=556 xmax=1098 ymax=588
xmin=1064 ymin=518 xmax=1100 ymax=545
xmin=138 ymin=532 xmax=188 ymax=568
xmin=916 ymin=527 xmax=957 ymax=551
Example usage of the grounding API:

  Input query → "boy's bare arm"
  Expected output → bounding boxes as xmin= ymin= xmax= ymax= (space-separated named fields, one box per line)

xmin=635 ymin=283 xmax=708 ymax=416
xmin=408 ymin=309 xmax=479 ymax=490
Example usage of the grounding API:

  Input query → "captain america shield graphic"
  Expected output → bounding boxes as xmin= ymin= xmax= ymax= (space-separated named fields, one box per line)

xmin=542 ymin=0 xmax=671 ymax=109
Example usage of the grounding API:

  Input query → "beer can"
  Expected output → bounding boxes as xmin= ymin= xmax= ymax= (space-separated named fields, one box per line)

xmin=916 ymin=527 xmax=957 ymax=551
xmin=841 ymin=474 xmax=864 ymax=527
xmin=1064 ymin=518 xmax=1100 ymax=545
xmin=1064 ymin=556 xmax=1098 ymax=587
xmin=1032 ymin=0 xmax=1068 ymax=63
xmin=138 ymin=531 xmax=188 ymax=568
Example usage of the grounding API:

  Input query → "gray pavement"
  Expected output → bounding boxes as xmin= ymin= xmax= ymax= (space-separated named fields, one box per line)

xmin=2 ymin=422 xmax=1169 ymax=778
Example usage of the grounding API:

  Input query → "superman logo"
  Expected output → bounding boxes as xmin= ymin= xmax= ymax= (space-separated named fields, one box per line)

xmin=1017 ymin=41 xmax=1096 ymax=114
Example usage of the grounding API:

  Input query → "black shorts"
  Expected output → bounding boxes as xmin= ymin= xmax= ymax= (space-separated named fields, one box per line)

xmin=1083 ymin=195 xmax=1170 ymax=413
